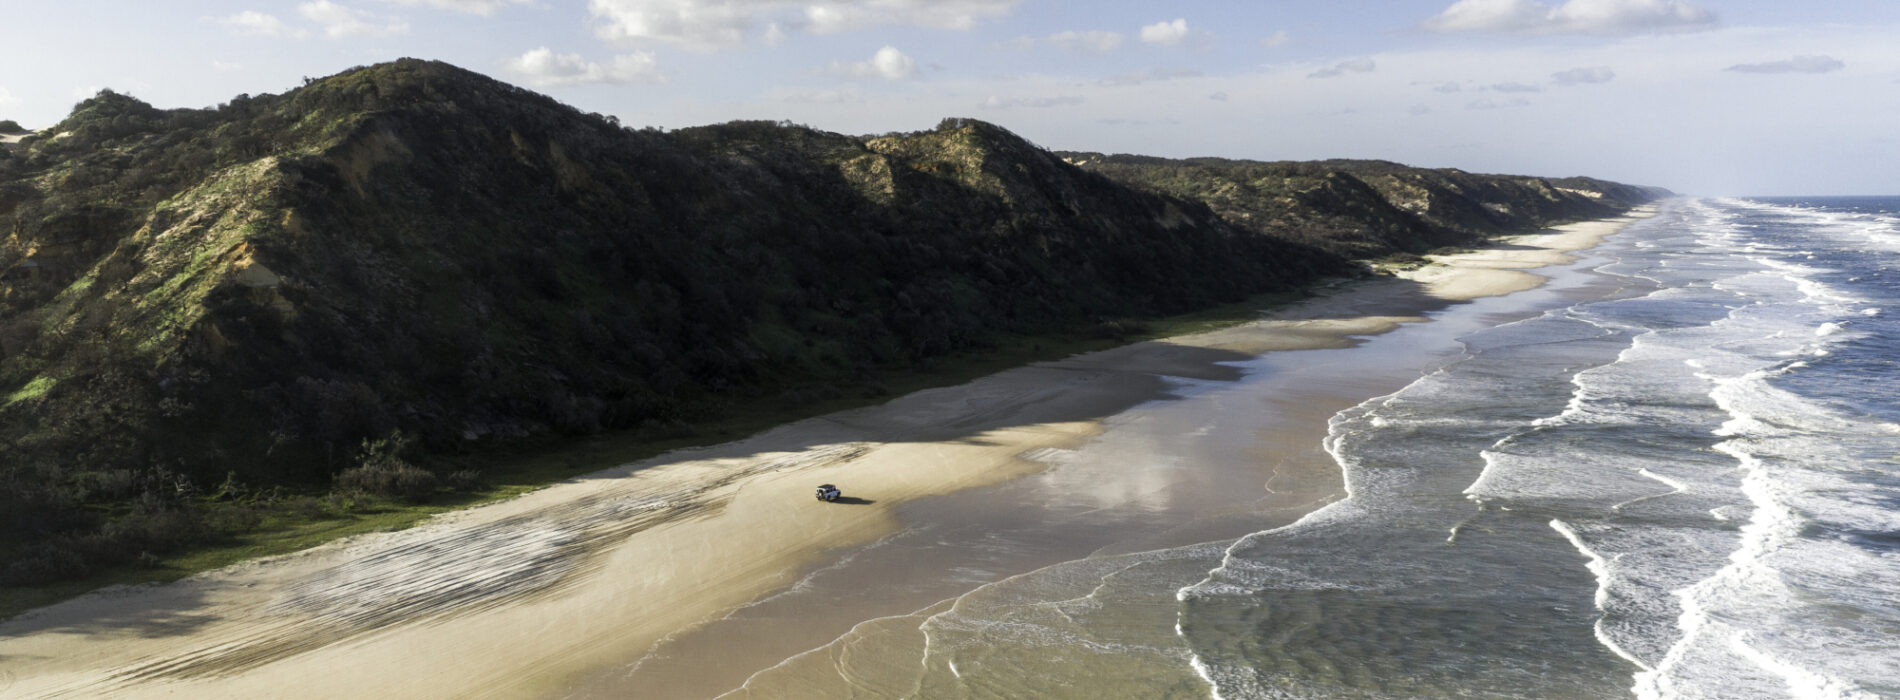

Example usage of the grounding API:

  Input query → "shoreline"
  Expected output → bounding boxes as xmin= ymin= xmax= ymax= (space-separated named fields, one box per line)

xmin=0 ymin=208 xmax=1655 ymax=699
xmin=582 ymin=206 xmax=1660 ymax=698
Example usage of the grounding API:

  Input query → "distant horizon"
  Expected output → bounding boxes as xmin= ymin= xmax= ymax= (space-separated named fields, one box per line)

xmin=3 ymin=1 xmax=1896 ymax=195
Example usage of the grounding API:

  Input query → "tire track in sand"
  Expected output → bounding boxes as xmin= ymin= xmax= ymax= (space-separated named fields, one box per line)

xmin=56 ymin=443 xmax=871 ymax=695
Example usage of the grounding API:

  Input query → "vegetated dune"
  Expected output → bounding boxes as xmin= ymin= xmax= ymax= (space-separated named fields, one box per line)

xmin=0 ymin=58 xmax=1660 ymax=589
xmin=0 ymin=209 xmax=1655 ymax=700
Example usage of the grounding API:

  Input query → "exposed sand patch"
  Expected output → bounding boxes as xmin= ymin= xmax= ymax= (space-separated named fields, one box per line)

xmin=0 ymin=208 xmax=1654 ymax=699
xmin=1401 ymin=214 xmax=1637 ymax=302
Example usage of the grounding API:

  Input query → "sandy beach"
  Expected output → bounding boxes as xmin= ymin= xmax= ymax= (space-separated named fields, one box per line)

xmin=0 ymin=209 xmax=1652 ymax=699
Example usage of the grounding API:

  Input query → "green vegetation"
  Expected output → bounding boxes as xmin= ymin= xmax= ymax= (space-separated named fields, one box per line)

xmin=0 ymin=58 xmax=1659 ymax=611
xmin=0 ymin=119 xmax=26 ymax=134
xmin=5 ymin=374 xmax=55 ymax=404
xmin=1057 ymin=152 xmax=1668 ymax=260
xmin=0 ymin=287 xmax=1301 ymax=620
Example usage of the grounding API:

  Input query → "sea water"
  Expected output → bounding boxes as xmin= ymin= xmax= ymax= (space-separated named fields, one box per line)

xmin=677 ymin=198 xmax=1900 ymax=699
xmin=1176 ymin=197 xmax=1900 ymax=699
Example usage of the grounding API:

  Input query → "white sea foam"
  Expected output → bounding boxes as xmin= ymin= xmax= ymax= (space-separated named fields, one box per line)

xmin=1636 ymin=287 xmax=1900 ymax=699
xmin=1552 ymin=519 xmax=1661 ymax=676
xmin=1166 ymin=198 xmax=1899 ymax=700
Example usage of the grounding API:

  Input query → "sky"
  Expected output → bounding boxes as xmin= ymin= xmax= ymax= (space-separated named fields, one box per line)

xmin=2 ymin=0 xmax=1896 ymax=195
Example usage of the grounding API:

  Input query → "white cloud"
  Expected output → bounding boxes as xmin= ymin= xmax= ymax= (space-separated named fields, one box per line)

xmin=0 ymin=86 xmax=17 ymax=106
xmin=1551 ymin=0 xmax=1712 ymax=33
xmin=1209 ymin=91 xmax=1228 ymax=101
xmin=868 ymin=45 xmax=917 ymax=79
xmin=1309 ymin=58 xmax=1375 ymax=79
xmin=590 ymin=0 xmax=1016 ymax=49
xmin=1424 ymin=0 xmax=1546 ymax=32
xmin=299 ymin=1 xmax=410 ymax=39
xmin=502 ymin=47 xmax=665 ymax=87
xmin=1467 ymin=97 xmax=1532 ymax=109
xmin=211 ymin=60 xmax=245 ymax=72
xmin=216 ymin=10 xmax=304 ymax=38
xmin=591 ymin=0 xmax=751 ymax=47
xmin=1260 ymin=30 xmax=1291 ymax=48
xmin=1552 ymin=66 xmax=1614 ymax=84
xmin=1433 ymin=81 xmax=1463 ymax=93
xmin=1099 ymin=68 xmax=1201 ymax=87
xmin=1488 ymin=81 xmax=1542 ymax=92
xmin=826 ymin=46 xmax=916 ymax=80
xmin=1410 ymin=105 xmax=1433 ymax=116
xmin=1423 ymin=0 xmax=1715 ymax=35
xmin=1055 ymin=30 xmax=1124 ymax=52
xmin=979 ymin=95 xmax=1084 ymax=109
xmin=1725 ymin=55 xmax=1844 ymax=74
xmin=1139 ymin=18 xmax=1188 ymax=46
xmin=803 ymin=0 xmax=1015 ymax=33
xmin=1012 ymin=29 xmax=1124 ymax=53
xmin=731 ymin=21 xmax=1898 ymax=196
xmin=374 ymin=0 xmax=529 ymax=15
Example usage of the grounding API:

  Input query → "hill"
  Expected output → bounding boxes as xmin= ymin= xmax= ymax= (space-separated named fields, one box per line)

xmin=0 ymin=59 xmax=1657 ymax=589
xmin=1057 ymin=152 xmax=1669 ymax=259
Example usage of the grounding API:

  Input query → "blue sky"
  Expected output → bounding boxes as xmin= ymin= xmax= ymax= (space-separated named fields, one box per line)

xmin=2 ymin=0 xmax=1896 ymax=194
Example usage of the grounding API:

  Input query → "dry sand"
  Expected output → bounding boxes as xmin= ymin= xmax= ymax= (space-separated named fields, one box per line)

xmin=0 ymin=209 xmax=1653 ymax=699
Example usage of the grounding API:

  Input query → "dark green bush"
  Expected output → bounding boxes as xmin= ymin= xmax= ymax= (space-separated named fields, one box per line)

xmin=334 ymin=463 xmax=439 ymax=502
xmin=1086 ymin=319 xmax=1152 ymax=340
xmin=284 ymin=496 xmax=322 ymax=519
xmin=334 ymin=430 xmax=439 ymax=502
xmin=204 ymin=502 xmax=265 ymax=533
xmin=103 ymin=501 xmax=206 ymax=551
xmin=1 ymin=541 xmax=90 ymax=585
xmin=321 ymin=491 xmax=370 ymax=513
xmin=445 ymin=469 xmax=483 ymax=493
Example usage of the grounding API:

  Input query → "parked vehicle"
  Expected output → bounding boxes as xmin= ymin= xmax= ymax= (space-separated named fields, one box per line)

xmin=815 ymin=483 xmax=842 ymax=502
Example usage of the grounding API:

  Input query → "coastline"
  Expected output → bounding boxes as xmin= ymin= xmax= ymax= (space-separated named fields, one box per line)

xmin=0 ymin=208 xmax=1655 ymax=699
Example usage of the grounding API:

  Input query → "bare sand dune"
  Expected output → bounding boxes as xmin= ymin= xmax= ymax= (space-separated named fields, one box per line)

xmin=0 ymin=209 xmax=1652 ymax=699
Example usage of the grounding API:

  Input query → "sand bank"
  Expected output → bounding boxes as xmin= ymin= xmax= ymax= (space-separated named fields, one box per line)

xmin=0 ymin=208 xmax=1653 ymax=699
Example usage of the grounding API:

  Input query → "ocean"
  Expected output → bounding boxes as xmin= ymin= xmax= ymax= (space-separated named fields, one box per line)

xmin=1177 ymin=197 xmax=1900 ymax=699
xmin=682 ymin=197 xmax=1900 ymax=699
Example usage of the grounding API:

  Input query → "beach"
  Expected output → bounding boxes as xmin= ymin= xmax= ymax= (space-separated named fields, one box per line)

xmin=0 ymin=209 xmax=1652 ymax=699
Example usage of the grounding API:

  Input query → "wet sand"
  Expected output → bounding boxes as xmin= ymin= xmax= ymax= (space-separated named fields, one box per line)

xmin=0 ymin=209 xmax=1652 ymax=699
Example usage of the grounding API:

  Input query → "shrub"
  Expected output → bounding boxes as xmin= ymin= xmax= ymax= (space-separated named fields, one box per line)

xmin=287 ymin=495 xmax=327 ymax=519
xmin=445 ymin=469 xmax=483 ymax=493
xmin=205 ymin=502 xmax=264 ymax=532
xmin=1 ymin=541 xmax=91 ymax=585
xmin=335 ymin=462 xmax=438 ymax=502
xmin=1086 ymin=319 xmax=1151 ymax=340
xmin=321 ymin=491 xmax=370 ymax=513
xmin=103 ymin=503 xmax=205 ymax=552
xmin=334 ymin=430 xmax=438 ymax=502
